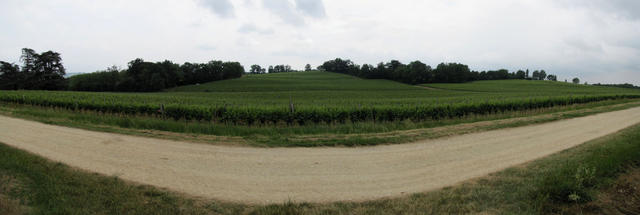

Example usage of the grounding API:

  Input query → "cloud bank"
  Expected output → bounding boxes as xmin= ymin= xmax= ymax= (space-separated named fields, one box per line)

xmin=0 ymin=0 xmax=638 ymax=85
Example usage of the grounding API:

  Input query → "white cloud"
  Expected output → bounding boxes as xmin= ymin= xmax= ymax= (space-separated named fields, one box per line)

xmin=0 ymin=0 xmax=638 ymax=85
xmin=295 ymin=0 xmax=326 ymax=18
xmin=198 ymin=0 xmax=236 ymax=18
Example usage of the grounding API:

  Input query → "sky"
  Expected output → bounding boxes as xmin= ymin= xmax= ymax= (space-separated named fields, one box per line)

xmin=1 ymin=0 xmax=639 ymax=85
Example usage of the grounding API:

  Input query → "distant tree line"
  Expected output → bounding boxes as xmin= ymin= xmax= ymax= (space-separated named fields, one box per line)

xmin=1 ymin=48 xmax=245 ymax=92
xmin=0 ymin=48 xmax=67 ymax=90
xmin=592 ymin=83 xmax=640 ymax=89
xmin=318 ymin=58 xmax=558 ymax=84
xmin=70 ymin=59 xmax=244 ymax=92
xmin=249 ymin=64 xmax=305 ymax=74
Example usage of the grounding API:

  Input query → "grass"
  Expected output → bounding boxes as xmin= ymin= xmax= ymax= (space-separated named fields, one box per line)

xmin=2 ymin=122 xmax=640 ymax=214
xmin=2 ymin=99 xmax=639 ymax=147
xmin=2 ymin=72 xmax=639 ymax=123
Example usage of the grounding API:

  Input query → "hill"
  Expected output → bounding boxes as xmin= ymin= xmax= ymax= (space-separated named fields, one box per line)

xmin=167 ymin=71 xmax=416 ymax=92
xmin=1 ymin=72 xmax=638 ymax=126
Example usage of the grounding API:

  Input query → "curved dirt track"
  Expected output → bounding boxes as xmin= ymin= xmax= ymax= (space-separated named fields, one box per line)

xmin=1 ymin=107 xmax=640 ymax=204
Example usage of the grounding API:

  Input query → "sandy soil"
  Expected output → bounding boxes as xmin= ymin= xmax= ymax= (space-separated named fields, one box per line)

xmin=1 ymin=107 xmax=639 ymax=204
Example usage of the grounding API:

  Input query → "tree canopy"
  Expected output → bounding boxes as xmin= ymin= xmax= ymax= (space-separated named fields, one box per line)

xmin=69 ymin=59 xmax=244 ymax=92
xmin=0 ymin=48 xmax=67 ymax=90
xmin=319 ymin=58 xmax=556 ymax=85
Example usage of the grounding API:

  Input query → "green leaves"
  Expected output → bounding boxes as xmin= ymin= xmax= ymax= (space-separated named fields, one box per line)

xmin=1 ymin=90 xmax=637 ymax=126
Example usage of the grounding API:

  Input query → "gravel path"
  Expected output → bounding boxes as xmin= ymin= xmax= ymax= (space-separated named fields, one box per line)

xmin=1 ymin=107 xmax=639 ymax=204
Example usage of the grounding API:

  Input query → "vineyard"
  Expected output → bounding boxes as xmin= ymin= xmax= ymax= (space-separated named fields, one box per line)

xmin=1 ymin=72 xmax=639 ymax=126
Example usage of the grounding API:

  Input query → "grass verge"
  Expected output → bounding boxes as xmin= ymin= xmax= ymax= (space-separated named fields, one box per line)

xmin=1 ymin=99 xmax=639 ymax=147
xmin=1 ymin=123 xmax=640 ymax=214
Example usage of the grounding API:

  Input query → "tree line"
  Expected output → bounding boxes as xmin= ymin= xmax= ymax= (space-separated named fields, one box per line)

xmin=0 ymin=48 xmax=245 ymax=92
xmin=69 ymin=59 xmax=244 ymax=92
xmin=0 ymin=48 xmax=67 ymax=90
xmin=593 ymin=83 xmax=640 ymax=89
xmin=249 ymin=64 xmax=304 ymax=74
xmin=318 ymin=58 xmax=558 ymax=85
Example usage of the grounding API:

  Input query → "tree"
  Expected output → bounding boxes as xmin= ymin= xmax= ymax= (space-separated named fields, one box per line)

xmin=222 ymin=62 xmax=244 ymax=79
xmin=0 ymin=61 xmax=21 ymax=90
xmin=250 ymin=65 xmax=263 ymax=74
xmin=539 ymin=70 xmax=547 ymax=81
xmin=18 ymin=48 xmax=67 ymax=90
xmin=68 ymin=66 xmax=120 ymax=91
xmin=546 ymin=74 xmax=557 ymax=81
xmin=532 ymin=70 xmax=540 ymax=80
xmin=515 ymin=70 xmax=526 ymax=79
xmin=408 ymin=60 xmax=432 ymax=84
xmin=73 ymin=59 xmax=243 ymax=92
xmin=572 ymin=78 xmax=580 ymax=84
xmin=433 ymin=63 xmax=470 ymax=83
xmin=305 ymin=64 xmax=312 ymax=71
xmin=268 ymin=65 xmax=274 ymax=73
xmin=360 ymin=64 xmax=373 ymax=78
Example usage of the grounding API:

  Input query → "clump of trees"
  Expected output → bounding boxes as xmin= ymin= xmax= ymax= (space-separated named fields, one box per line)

xmin=0 ymin=48 xmax=67 ymax=90
xmin=69 ymin=59 xmax=244 ymax=92
xmin=249 ymin=65 xmax=267 ymax=74
xmin=268 ymin=65 xmax=297 ymax=73
xmin=249 ymin=64 xmax=304 ymax=74
xmin=319 ymin=58 xmax=558 ymax=85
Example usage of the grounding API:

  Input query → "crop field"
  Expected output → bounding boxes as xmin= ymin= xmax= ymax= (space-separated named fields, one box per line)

xmin=1 ymin=72 xmax=639 ymax=125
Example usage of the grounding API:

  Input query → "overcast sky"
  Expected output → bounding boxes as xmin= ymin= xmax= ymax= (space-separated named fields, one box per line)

xmin=1 ymin=0 xmax=639 ymax=84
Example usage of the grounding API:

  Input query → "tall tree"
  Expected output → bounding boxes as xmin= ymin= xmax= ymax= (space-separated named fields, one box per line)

xmin=532 ymin=70 xmax=540 ymax=80
xmin=539 ymin=70 xmax=547 ymax=81
xmin=19 ymin=48 xmax=66 ymax=90
xmin=305 ymin=64 xmax=312 ymax=71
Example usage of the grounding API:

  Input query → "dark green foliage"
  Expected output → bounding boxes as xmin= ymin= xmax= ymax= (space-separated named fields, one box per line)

xmin=319 ymin=58 xmax=555 ymax=85
xmin=268 ymin=64 xmax=296 ymax=73
xmin=68 ymin=66 xmax=120 ymax=91
xmin=249 ymin=64 xmax=266 ymax=74
xmin=1 ymin=90 xmax=637 ymax=126
xmin=0 ymin=61 xmax=21 ymax=90
xmin=69 ymin=59 xmax=245 ymax=92
xmin=0 ymin=48 xmax=67 ymax=90
xmin=573 ymin=77 xmax=581 ymax=84
xmin=593 ymin=83 xmax=640 ymax=89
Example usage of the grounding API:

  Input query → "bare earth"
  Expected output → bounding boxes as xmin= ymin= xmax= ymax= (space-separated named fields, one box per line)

xmin=1 ymin=107 xmax=640 ymax=204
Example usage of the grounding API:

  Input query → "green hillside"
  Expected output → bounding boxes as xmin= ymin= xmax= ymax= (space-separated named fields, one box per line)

xmin=1 ymin=72 xmax=638 ymax=125
xmin=425 ymin=80 xmax=638 ymax=95
xmin=168 ymin=71 xmax=416 ymax=92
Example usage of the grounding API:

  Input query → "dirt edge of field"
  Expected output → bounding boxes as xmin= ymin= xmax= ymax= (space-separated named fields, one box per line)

xmin=1 ymin=106 xmax=640 ymax=204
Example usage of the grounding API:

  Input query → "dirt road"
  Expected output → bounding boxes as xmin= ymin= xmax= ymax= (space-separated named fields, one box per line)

xmin=1 ymin=107 xmax=640 ymax=204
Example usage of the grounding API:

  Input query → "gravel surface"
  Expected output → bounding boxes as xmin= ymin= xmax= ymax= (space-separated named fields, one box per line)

xmin=1 ymin=107 xmax=639 ymax=204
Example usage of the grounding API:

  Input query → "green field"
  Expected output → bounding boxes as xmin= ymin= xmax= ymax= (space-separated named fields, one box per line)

xmin=1 ymin=72 xmax=638 ymax=126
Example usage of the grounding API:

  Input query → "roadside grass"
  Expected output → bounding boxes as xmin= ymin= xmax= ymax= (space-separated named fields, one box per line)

xmin=0 ymin=144 xmax=246 ymax=214
xmin=1 ymin=123 xmax=640 ymax=214
xmin=1 ymin=99 xmax=639 ymax=147
xmin=574 ymin=167 xmax=640 ymax=214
